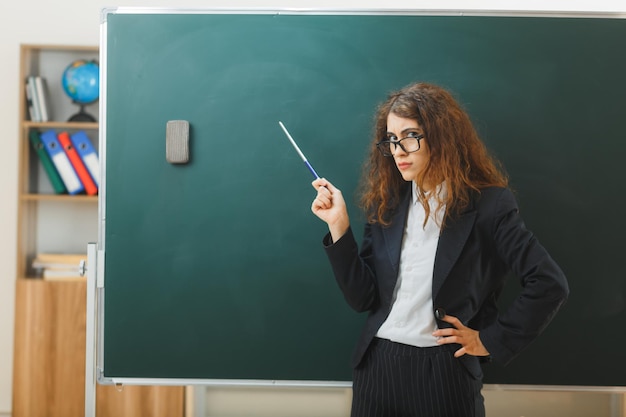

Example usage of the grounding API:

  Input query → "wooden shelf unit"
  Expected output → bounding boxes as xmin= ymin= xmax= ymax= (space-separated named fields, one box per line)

xmin=13 ymin=44 xmax=185 ymax=417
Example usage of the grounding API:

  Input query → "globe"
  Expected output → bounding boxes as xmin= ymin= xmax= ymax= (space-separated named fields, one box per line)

xmin=62 ymin=59 xmax=99 ymax=122
xmin=62 ymin=59 xmax=99 ymax=104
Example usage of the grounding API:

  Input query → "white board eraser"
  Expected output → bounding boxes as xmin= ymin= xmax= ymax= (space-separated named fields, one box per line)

xmin=166 ymin=120 xmax=190 ymax=164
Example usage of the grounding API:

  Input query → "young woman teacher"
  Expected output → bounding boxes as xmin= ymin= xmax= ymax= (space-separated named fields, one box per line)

xmin=311 ymin=82 xmax=569 ymax=417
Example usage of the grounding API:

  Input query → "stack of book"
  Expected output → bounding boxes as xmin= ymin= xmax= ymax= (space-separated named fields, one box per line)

xmin=25 ymin=76 xmax=50 ymax=122
xmin=29 ymin=129 xmax=100 ymax=195
xmin=32 ymin=253 xmax=87 ymax=280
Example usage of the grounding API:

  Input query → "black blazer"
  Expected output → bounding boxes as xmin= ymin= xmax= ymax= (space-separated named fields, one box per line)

xmin=323 ymin=185 xmax=569 ymax=378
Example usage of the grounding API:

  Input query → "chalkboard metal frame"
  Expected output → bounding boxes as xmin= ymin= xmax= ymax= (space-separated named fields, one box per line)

xmin=91 ymin=7 xmax=626 ymax=392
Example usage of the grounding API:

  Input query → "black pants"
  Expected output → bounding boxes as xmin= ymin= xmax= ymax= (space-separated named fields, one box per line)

xmin=351 ymin=338 xmax=485 ymax=417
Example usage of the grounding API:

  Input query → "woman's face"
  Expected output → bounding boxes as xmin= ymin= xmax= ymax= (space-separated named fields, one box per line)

xmin=386 ymin=112 xmax=431 ymax=186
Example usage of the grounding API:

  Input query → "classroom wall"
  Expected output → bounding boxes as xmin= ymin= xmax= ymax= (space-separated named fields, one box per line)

xmin=1 ymin=1 xmax=625 ymax=416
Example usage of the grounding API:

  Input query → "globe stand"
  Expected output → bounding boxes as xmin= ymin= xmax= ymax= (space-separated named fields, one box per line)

xmin=68 ymin=103 xmax=96 ymax=123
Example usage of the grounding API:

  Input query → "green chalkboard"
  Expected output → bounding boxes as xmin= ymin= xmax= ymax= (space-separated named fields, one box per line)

xmin=102 ymin=10 xmax=626 ymax=386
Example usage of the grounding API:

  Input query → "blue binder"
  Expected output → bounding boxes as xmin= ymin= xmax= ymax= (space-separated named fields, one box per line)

xmin=39 ymin=130 xmax=84 ymax=195
xmin=70 ymin=131 xmax=99 ymax=187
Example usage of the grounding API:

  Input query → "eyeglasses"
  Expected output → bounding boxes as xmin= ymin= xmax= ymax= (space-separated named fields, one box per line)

xmin=376 ymin=134 xmax=424 ymax=157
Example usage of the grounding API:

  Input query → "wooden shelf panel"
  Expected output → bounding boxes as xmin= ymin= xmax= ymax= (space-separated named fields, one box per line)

xmin=13 ymin=279 xmax=88 ymax=417
xmin=20 ymin=194 xmax=98 ymax=203
xmin=13 ymin=279 xmax=185 ymax=417
xmin=21 ymin=43 xmax=98 ymax=52
xmin=23 ymin=121 xmax=99 ymax=130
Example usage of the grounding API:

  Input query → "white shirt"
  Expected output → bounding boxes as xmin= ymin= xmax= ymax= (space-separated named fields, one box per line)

xmin=376 ymin=182 xmax=444 ymax=347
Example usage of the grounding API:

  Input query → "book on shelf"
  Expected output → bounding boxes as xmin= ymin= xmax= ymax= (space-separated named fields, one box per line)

xmin=25 ymin=76 xmax=41 ymax=122
xmin=28 ymin=130 xmax=67 ymax=194
xmin=32 ymin=253 xmax=87 ymax=280
xmin=58 ymin=131 xmax=98 ymax=195
xmin=34 ymin=76 xmax=51 ymax=122
xmin=24 ymin=76 xmax=51 ymax=122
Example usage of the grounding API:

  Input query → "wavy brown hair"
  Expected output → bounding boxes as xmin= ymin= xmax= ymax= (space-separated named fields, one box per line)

xmin=359 ymin=82 xmax=508 ymax=226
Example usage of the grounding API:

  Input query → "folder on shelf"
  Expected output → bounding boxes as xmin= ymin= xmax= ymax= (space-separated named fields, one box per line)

xmin=39 ymin=130 xmax=84 ymax=195
xmin=57 ymin=131 xmax=98 ymax=195
xmin=32 ymin=253 xmax=87 ymax=280
xmin=28 ymin=130 xmax=67 ymax=194
xmin=70 ymin=130 xmax=100 ymax=187
xmin=25 ymin=76 xmax=41 ymax=122
xmin=34 ymin=76 xmax=51 ymax=122
xmin=32 ymin=253 xmax=87 ymax=269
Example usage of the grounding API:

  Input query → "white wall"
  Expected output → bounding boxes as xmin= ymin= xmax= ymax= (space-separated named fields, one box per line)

xmin=1 ymin=1 xmax=625 ymax=416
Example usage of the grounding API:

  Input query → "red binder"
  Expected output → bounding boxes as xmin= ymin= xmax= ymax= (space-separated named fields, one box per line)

xmin=57 ymin=131 xmax=98 ymax=195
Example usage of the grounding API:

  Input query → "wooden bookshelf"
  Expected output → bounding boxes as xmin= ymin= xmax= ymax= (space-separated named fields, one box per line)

xmin=13 ymin=44 xmax=185 ymax=417
xmin=16 ymin=44 xmax=101 ymax=280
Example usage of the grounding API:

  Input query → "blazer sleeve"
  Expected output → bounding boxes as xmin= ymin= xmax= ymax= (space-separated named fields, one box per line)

xmin=322 ymin=225 xmax=379 ymax=313
xmin=479 ymin=188 xmax=570 ymax=365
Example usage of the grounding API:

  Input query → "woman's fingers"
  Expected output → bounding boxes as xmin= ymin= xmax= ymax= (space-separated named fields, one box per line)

xmin=432 ymin=314 xmax=490 ymax=358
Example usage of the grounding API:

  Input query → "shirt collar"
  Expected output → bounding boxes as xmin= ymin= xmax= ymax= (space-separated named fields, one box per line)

xmin=412 ymin=181 xmax=448 ymax=206
xmin=412 ymin=182 xmax=420 ymax=205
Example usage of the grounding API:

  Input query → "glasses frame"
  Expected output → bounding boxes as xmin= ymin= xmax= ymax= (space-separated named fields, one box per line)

xmin=376 ymin=134 xmax=425 ymax=157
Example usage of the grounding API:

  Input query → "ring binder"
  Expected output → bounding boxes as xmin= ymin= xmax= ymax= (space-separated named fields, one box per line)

xmin=58 ymin=131 xmax=98 ymax=195
xmin=40 ymin=130 xmax=84 ymax=195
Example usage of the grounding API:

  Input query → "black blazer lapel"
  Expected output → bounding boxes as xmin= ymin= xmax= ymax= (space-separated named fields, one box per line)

xmin=432 ymin=205 xmax=477 ymax=300
xmin=381 ymin=189 xmax=411 ymax=276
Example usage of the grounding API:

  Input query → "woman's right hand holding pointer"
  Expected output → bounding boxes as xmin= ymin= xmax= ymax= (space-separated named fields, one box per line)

xmin=311 ymin=178 xmax=350 ymax=243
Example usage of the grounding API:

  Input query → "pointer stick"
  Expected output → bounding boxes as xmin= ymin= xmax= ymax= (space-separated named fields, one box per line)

xmin=278 ymin=121 xmax=320 ymax=179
